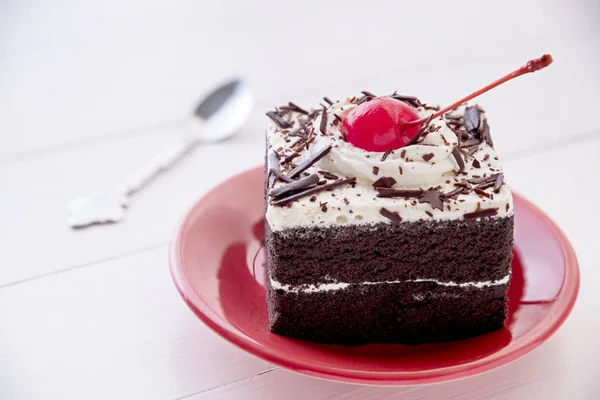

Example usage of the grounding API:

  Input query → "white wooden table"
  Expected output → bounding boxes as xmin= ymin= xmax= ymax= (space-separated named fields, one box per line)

xmin=1 ymin=1 xmax=599 ymax=399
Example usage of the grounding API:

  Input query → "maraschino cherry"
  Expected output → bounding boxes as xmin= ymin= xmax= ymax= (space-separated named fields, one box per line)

xmin=342 ymin=54 xmax=554 ymax=152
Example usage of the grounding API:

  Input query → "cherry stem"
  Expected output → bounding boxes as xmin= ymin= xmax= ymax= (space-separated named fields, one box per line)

xmin=402 ymin=54 xmax=554 ymax=128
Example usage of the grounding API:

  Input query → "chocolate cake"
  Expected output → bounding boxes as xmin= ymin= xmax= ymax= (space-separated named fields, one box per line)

xmin=264 ymin=95 xmax=514 ymax=345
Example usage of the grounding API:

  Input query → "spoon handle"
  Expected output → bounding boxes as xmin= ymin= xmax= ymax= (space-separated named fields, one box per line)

xmin=117 ymin=120 xmax=203 ymax=196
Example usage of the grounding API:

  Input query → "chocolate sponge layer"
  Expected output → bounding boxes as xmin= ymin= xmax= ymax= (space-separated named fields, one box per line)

xmin=266 ymin=217 xmax=514 ymax=286
xmin=267 ymin=282 xmax=508 ymax=345
xmin=265 ymin=217 xmax=513 ymax=345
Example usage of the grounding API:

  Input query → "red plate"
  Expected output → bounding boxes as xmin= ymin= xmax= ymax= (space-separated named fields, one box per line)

xmin=170 ymin=166 xmax=579 ymax=385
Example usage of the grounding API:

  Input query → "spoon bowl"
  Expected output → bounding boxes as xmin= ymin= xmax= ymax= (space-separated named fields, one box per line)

xmin=193 ymin=79 xmax=254 ymax=142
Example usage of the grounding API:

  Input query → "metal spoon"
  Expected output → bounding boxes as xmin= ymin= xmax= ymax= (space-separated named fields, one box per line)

xmin=67 ymin=78 xmax=253 ymax=229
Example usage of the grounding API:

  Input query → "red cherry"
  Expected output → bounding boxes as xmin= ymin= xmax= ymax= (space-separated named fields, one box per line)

xmin=342 ymin=98 xmax=421 ymax=152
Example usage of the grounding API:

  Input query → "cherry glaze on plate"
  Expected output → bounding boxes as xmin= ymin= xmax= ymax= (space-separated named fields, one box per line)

xmin=170 ymin=166 xmax=579 ymax=386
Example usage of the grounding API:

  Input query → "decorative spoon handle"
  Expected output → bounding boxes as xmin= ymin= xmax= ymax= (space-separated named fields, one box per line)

xmin=118 ymin=127 xmax=202 ymax=195
xmin=67 ymin=119 xmax=203 ymax=228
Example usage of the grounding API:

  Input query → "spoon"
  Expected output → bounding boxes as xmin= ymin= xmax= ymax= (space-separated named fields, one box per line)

xmin=67 ymin=78 xmax=254 ymax=229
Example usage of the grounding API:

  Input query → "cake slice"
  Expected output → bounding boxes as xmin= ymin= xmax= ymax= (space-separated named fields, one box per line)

xmin=265 ymin=96 xmax=512 ymax=345
xmin=264 ymin=55 xmax=551 ymax=345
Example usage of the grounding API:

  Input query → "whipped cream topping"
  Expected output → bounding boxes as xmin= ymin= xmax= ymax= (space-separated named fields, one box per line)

xmin=269 ymin=274 xmax=511 ymax=294
xmin=266 ymin=96 xmax=514 ymax=231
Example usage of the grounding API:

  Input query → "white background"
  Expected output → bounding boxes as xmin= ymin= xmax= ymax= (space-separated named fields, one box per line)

xmin=1 ymin=1 xmax=599 ymax=399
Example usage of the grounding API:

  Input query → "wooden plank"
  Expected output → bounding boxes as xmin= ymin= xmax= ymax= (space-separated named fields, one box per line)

xmin=0 ymin=246 xmax=271 ymax=400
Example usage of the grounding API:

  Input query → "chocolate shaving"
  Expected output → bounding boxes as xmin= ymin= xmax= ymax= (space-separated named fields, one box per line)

xmin=451 ymin=147 xmax=465 ymax=173
xmin=379 ymin=208 xmax=402 ymax=224
xmin=468 ymin=173 xmax=499 ymax=185
xmin=372 ymin=166 xmax=379 ymax=175
xmin=479 ymin=119 xmax=494 ymax=147
xmin=381 ymin=149 xmax=393 ymax=162
xmin=464 ymin=208 xmax=498 ymax=219
xmin=472 ymin=159 xmax=481 ymax=168
xmin=266 ymin=111 xmax=291 ymax=129
xmin=357 ymin=95 xmax=373 ymax=105
xmin=287 ymin=102 xmax=308 ymax=115
xmin=460 ymin=138 xmax=481 ymax=148
xmin=422 ymin=153 xmax=435 ymax=162
xmin=269 ymin=174 xmax=319 ymax=198
xmin=308 ymin=109 xmax=320 ymax=120
xmin=463 ymin=106 xmax=481 ymax=132
xmin=271 ymin=168 xmax=293 ymax=183
xmin=477 ymin=181 xmax=495 ymax=190
xmin=390 ymin=94 xmax=421 ymax=108
xmin=288 ymin=146 xmax=332 ymax=178
xmin=267 ymin=150 xmax=281 ymax=188
xmin=443 ymin=187 xmax=466 ymax=198
xmin=406 ymin=114 xmax=433 ymax=146
xmin=376 ymin=188 xmax=424 ymax=198
xmin=318 ymin=171 xmax=339 ymax=180
xmin=323 ymin=96 xmax=334 ymax=105
xmin=473 ymin=188 xmax=492 ymax=198
xmin=493 ymin=172 xmax=504 ymax=193
xmin=361 ymin=90 xmax=376 ymax=97
xmin=281 ymin=151 xmax=300 ymax=165
xmin=271 ymin=177 xmax=356 ymax=206
xmin=320 ymin=202 xmax=328 ymax=212
xmin=319 ymin=105 xmax=328 ymax=135
xmin=343 ymin=197 xmax=350 ymax=205
xmin=418 ymin=190 xmax=444 ymax=211
xmin=372 ymin=176 xmax=397 ymax=189
xmin=310 ymin=195 xmax=317 ymax=202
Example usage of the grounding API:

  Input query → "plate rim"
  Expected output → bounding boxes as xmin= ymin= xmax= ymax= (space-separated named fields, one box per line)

xmin=169 ymin=165 xmax=580 ymax=386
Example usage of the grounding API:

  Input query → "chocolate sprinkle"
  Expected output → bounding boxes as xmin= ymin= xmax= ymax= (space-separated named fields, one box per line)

xmin=288 ymin=146 xmax=332 ymax=178
xmin=379 ymin=208 xmax=402 ymax=224
xmin=372 ymin=166 xmax=379 ymax=175
xmin=493 ymin=172 xmax=504 ymax=193
xmin=372 ymin=176 xmax=397 ymax=189
xmin=425 ymin=211 xmax=433 ymax=217
xmin=343 ymin=197 xmax=350 ymax=205
xmin=309 ymin=195 xmax=317 ymax=202
xmin=266 ymin=111 xmax=292 ymax=129
xmin=269 ymin=173 xmax=320 ymax=198
xmin=380 ymin=149 xmax=393 ymax=161
xmin=400 ymin=149 xmax=406 ymax=158
xmin=472 ymin=159 xmax=481 ymax=168
xmin=422 ymin=153 xmax=435 ymax=162
xmin=451 ymin=147 xmax=465 ymax=173
xmin=271 ymin=178 xmax=356 ymax=206
xmin=323 ymin=96 xmax=334 ymax=105
xmin=464 ymin=208 xmax=498 ymax=219
xmin=376 ymin=188 xmax=424 ymax=198
xmin=406 ymin=114 xmax=433 ymax=146
xmin=319 ymin=105 xmax=328 ymax=135
xmin=318 ymin=171 xmax=339 ymax=180
xmin=398 ymin=166 xmax=403 ymax=175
